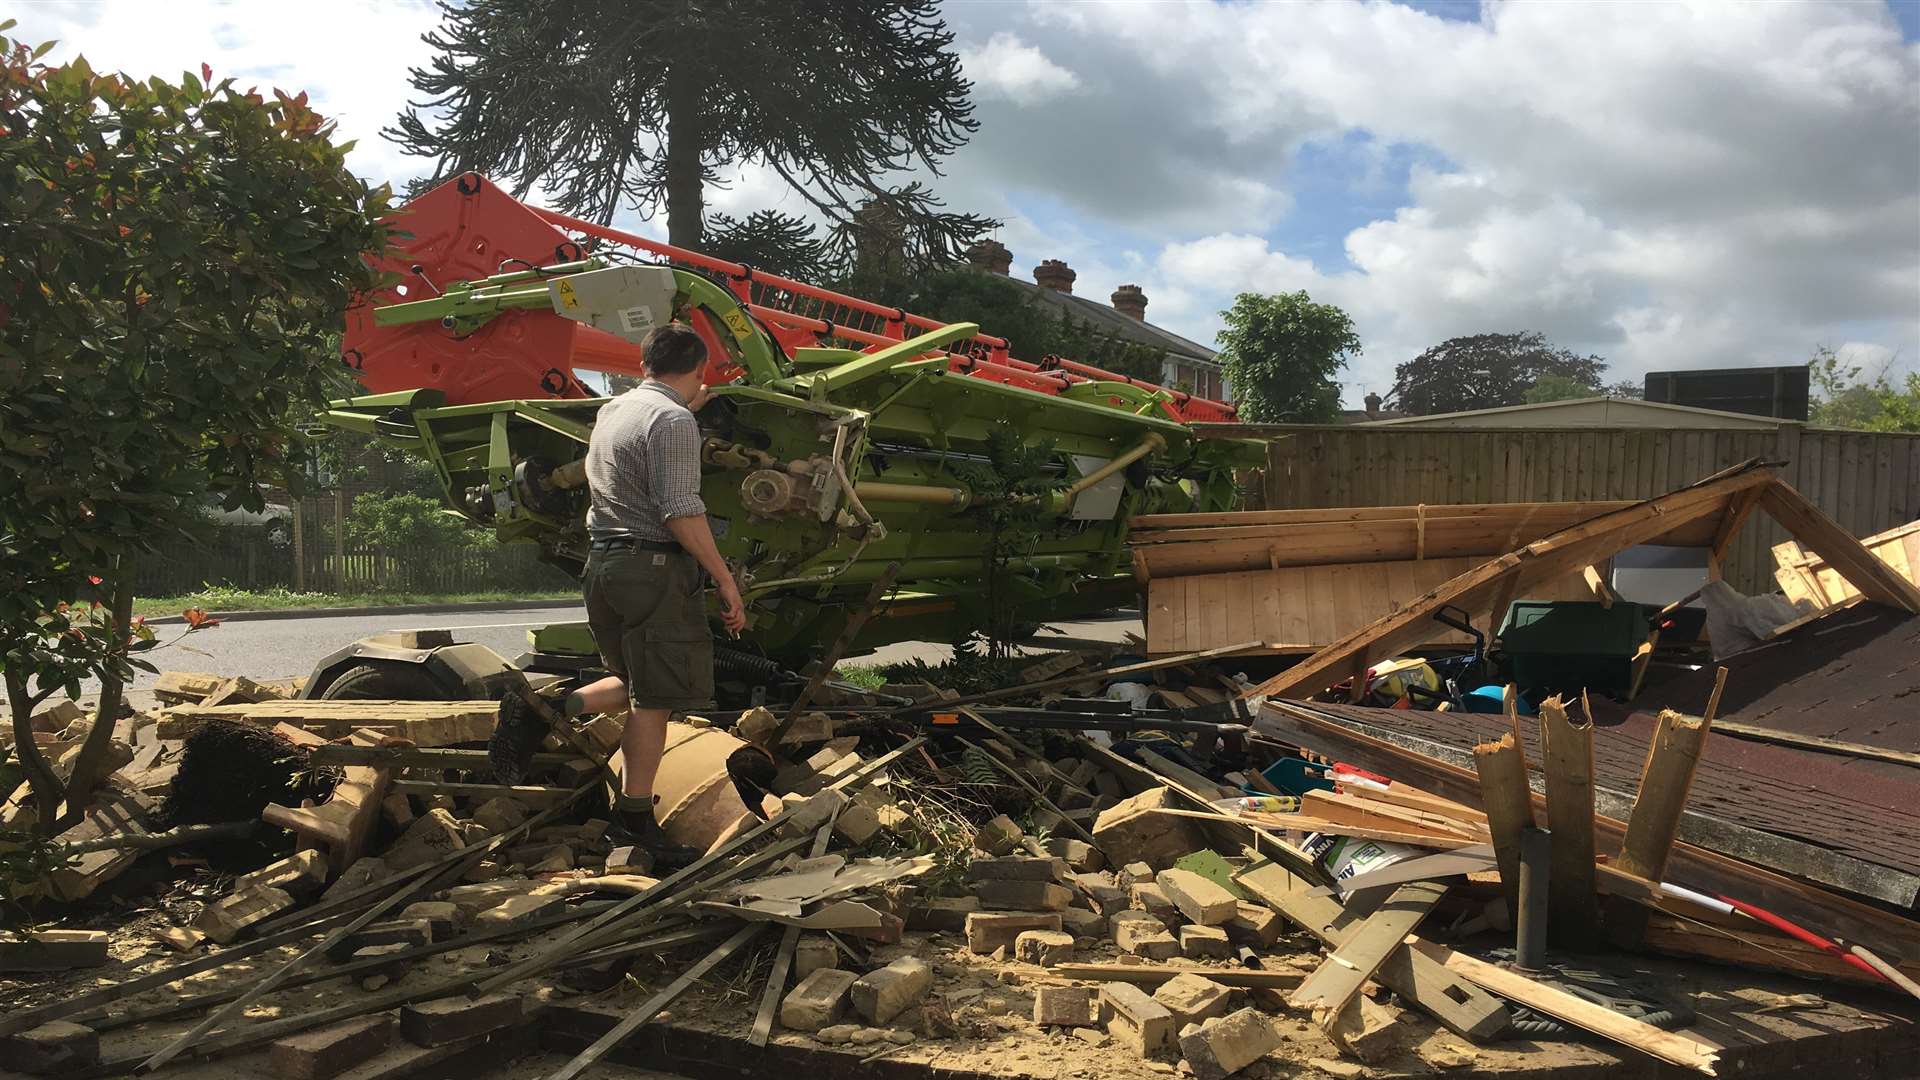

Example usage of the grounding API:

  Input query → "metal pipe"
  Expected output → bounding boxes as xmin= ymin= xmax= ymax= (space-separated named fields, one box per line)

xmin=1516 ymin=826 xmax=1551 ymax=971
xmin=853 ymin=481 xmax=972 ymax=508
xmin=1063 ymin=433 xmax=1166 ymax=507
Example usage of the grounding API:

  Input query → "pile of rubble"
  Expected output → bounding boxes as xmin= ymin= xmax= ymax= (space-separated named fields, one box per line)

xmin=4 ymin=628 xmax=1920 ymax=1080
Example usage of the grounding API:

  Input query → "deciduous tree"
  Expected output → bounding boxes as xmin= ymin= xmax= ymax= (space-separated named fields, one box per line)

xmin=1390 ymin=332 xmax=1605 ymax=415
xmin=1212 ymin=292 xmax=1358 ymax=423
xmin=0 ymin=27 xmax=389 ymax=832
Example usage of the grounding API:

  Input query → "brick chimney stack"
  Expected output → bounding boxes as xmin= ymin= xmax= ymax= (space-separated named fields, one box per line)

xmin=1110 ymin=284 xmax=1147 ymax=321
xmin=1033 ymin=259 xmax=1076 ymax=294
xmin=966 ymin=239 xmax=1012 ymax=275
xmin=1364 ymin=392 xmax=1383 ymax=419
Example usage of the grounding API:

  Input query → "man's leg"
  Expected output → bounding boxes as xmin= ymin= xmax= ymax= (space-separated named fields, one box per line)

xmin=565 ymin=676 xmax=629 ymax=718
xmin=620 ymin=706 xmax=671 ymax=799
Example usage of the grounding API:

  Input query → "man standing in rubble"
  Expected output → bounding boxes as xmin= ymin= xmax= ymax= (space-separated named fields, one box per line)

xmin=492 ymin=322 xmax=747 ymax=868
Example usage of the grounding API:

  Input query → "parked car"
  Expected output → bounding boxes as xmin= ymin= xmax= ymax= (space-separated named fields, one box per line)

xmin=200 ymin=496 xmax=294 ymax=547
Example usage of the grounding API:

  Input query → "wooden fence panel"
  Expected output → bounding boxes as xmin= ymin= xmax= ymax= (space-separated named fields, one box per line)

xmin=1241 ymin=425 xmax=1920 ymax=596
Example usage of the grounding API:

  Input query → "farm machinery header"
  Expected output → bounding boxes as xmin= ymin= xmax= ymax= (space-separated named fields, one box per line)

xmin=323 ymin=174 xmax=1258 ymax=674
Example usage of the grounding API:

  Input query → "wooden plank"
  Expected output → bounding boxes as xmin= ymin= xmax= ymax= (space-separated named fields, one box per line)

xmin=387 ymin=781 xmax=576 ymax=806
xmin=158 ymin=700 xmax=498 ymax=745
xmin=1616 ymin=709 xmax=1711 ymax=884
xmin=1759 ymin=483 xmax=1920 ymax=612
xmin=1235 ymin=861 xmax=1509 ymax=1040
xmin=309 ymin=746 xmax=579 ymax=771
xmin=1407 ymin=940 xmax=1720 ymax=1074
xmin=1706 ymin=719 xmax=1920 ymax=769
xmin=1052 ymin=963 xmax=1301 ymax=989
xmin=1290 ymin=881 xmax=1446 ymax=1015
xmin=1473 ymin=732 xmax=1534 ymax=920
xmin=1245 ymin=466 xmax=1773 ymax=700
xmin=1538 ymin=695 xmax=1598 ymax=943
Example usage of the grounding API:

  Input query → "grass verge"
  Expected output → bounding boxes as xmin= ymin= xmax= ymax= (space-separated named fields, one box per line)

xmin=133 ymin=585 xmax=578 ymax=618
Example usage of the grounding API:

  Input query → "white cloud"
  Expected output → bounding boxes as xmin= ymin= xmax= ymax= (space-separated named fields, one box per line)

xmin=958 ymin=32 xmax=1081 ymax=105
xmin=13 ymin=0 xmax=442 ymax=189
xmin=952 ymin=0 xmax=1920 ymax=398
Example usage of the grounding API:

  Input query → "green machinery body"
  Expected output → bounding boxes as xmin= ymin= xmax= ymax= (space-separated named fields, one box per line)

xmin=326 ymin=262 xmax=1261 ymax=667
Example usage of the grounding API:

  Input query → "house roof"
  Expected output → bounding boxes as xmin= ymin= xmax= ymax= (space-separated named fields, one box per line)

xmin=1361 ymin=395 xmax=1792 ymax=430
xmin=1000 ymin=275 xmax=1219 ymax=365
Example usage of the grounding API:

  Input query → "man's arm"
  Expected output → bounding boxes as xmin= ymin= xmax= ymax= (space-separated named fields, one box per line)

xmin=665 ymin=515 xmax=745 ymax=635
xmin=653 ymin=412 xmax=746 ymax=634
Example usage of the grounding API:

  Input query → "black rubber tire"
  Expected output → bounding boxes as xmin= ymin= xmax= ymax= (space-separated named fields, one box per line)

xmin=320 ymin=661 xmax=456 ymax=701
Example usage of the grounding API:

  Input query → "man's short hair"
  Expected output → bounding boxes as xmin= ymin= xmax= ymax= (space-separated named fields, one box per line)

xmin=642 ymin=323 xmax=707 ymax=377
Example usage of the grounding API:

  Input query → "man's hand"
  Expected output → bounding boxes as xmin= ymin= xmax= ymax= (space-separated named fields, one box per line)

xmin=687 ymin=382 xmax=712 ymax=412
xmin=716 ymin=576 xmax=748 ymax=636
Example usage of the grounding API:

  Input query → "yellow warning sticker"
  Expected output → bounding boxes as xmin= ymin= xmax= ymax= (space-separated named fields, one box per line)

xmin=555 ymin=279 xmax=579 ymax=310
xmin=721 ymin=309 xmax=752 ymax=340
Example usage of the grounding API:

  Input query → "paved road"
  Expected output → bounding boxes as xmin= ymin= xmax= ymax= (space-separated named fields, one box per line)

xmin=40 ymin=604 xmax=1142 ymax=710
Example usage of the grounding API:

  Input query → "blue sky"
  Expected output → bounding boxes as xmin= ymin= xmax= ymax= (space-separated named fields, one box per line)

xmin=16 ymin=0 xmax=1920 ymax=404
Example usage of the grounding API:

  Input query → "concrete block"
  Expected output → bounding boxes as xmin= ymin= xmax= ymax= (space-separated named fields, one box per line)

xmin=964 ymin=911 xmax=1061 ymax=954
xmin=1129 ymin=881 xmax=1181 ymax=928
xmin=973 ymin=814 xmax=1023 ymax=856
xmin=1032 ymin=985 xmax=1098 ymax=1027
xmin=907 ymin=895 xmax=980 ymax=933
xmin=397 ymin=902 xmax=459 ymax=941
xmin=966 ymin=855 xmax=1068 ymax=882
xmin=1112 ymin=912 xmax=1181 ymax=960
xmin=1156 ymin=869 xmax=1238 ymax=926
xmin=398 ymin=993 xmax=522 ymax=1047
xmin=778 ymin=789 xmax=850 ymax=837
xmin=1042 ymin=837 xmax=1105 ymax=873
xmin=850 ymin=957 xmax=932 ymax=1025
xmin=268 ymin=1013 xmax=396 ymax=1080
xmin=1073 ymin=872 xmax=1130 ymax=916
xmin=833 ymin=802 xmax=882 ymax=847
xmin=1093 ymin=787 xmax=1207 ymax=871
xmin=1153 ymin=973 xmax=1233 ymax=1028
xmin=973 ymin=879 xmax=1072 ymax=911
xmin=1180 ymin=924 xmax=1232 ymax=960
xmin=470 ymin=797 xmax=530 ymax=835
xmin=233 ymin=850 xmax=330 ymax=897
xmin=0 ymin=1021 xmax=98 ymax=1075
xmin=196 ymin=885 xmax=294 ymax=945
xmin=1223 ymin=902 xmax=1283 ymax=949
xmin=1060 ymin=907 xmax=1108 ymax=939
xmin=1179 ymin=1007 xmax=1283 ymax=1080
xmin=384 ymin=809 xmax=466 ymax=872
xmin=0 ymin=930 xmax=108 ymax=972
xmin=794 ymin=935 xmax=839 ymax=980
xmin=1100 ymin=982 xmax=1174 ymax=1057
xmin=1118 ymin=861 xmax=1156 ymax=886
xmin=780 ymin=968 xmax=859 ymax=1032
xmin=1012 ymin=929 xmax=1074 ymax=967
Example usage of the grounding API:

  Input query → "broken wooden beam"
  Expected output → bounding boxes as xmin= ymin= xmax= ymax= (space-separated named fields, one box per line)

xmin=1538 ymin=695 xmax=1598 ymax=944
xmin=158 ymin=700 xmax=499 ymax=745
xmin=1407 ymin=939 xmax=1720 ymax=1074
xmin=1290 ymin=880 xmax=1446 ymax=1020
xmin=386 ymin=781 xmax=576 ymax=806
xmin=1472 ymin=731 xmax=1534 ymax=921
xmin=1609 ymin=708 xmax=1712 ymax=947
xmin=308 ymin=746 xmax=579 ymax=771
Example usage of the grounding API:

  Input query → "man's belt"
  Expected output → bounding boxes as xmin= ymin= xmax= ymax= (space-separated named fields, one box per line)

xmin=589 ymin=536 xmax=682 ymax=554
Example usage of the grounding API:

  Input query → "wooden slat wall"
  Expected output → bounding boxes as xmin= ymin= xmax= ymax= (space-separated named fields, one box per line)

xmin=1249 ymin=426 xmax=1920 ymax=596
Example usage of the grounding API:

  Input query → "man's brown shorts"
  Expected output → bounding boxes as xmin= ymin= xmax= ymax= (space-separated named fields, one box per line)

xmin=583 ymin=548 xmax=714 ymax=710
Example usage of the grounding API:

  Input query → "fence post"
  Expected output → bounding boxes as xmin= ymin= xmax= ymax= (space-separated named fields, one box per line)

xmin=332 ymin=489 xmax=346 ymax=593
xmin=291 ymin=500 xmax=307 ymax=592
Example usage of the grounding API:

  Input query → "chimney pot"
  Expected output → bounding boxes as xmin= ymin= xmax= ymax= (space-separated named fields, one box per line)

xmin=1364 ymin=392 xmax=1383 ymax=419
xmin=1111 ymin=284 xmax=1147 ymax=321
xmin=1033 ymin=259 xmax=1076 ymax=294
xmin=966 ymin=239 xmax=1012 ymax=275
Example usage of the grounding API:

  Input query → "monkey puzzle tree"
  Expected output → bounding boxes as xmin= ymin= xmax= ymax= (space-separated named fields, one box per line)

xmin=0 ymin=27 xmax=389 ymax=832
xmin=388 ymin=0 xmax=994 ymax=263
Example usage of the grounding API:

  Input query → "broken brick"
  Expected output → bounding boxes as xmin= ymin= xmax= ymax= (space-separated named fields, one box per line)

xmin=1100 ymin=982 xmax=1175 ymax=1057
xmin=0 ymin=930 xmax=108 ymax=972
xmin=1013 ymin=929 xmax=1074 ymax=967
xmin=0 ymin=1021 xmax=98 ymax=1075
xmin=964 ymin=911 xmax=1061 ymax=954
xmin=1154 ymin=973 xmax=1233 ymax=1028
xmin=973 ymin=879 xmax=1072 ymax=911
xmin=1180 ymin=924 xmax=1232 ymax=960
xmin=781 ymin=968 xmax=859 ymax=1032
xmin=851 ymin=957 xmax=932 ymax=1025
xmin=196 ymin=885 xmax=294 ymax=945
xmin=268 ymin=1013 xmax=396 ymax=1080
xmin=398 ymin=993 xmax=522 ymax=1047
xmin=1179 ymin=1007 xmax=1282 ymax=1080
xmin=1156 ymin=869 xmax=1238 ymax=926
xmin=1033 ymin=984 xmax=1098 ymax=1027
